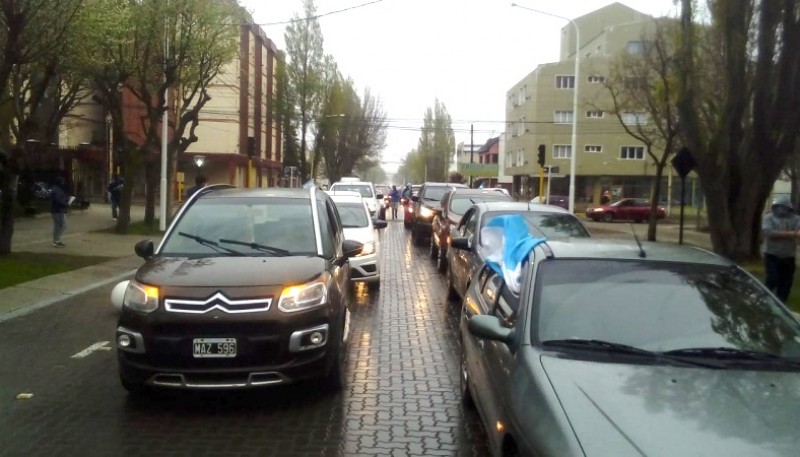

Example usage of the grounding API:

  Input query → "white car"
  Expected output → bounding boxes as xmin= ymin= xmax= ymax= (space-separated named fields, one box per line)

xmin=328 ymin=193 xmax=386 ymax=289
xmin=329 ymin=180 xmax=381 ymax=216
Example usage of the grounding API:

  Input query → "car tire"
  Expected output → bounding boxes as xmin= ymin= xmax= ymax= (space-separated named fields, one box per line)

xmin=367 ymin=281 xmax=380 ymax=291
xmin=460 ymin=343 xmax=475 ymax=408
xmin=412 ymin=224 xmax=424 ymax=246
xmin=446 ymin=264 xmax=459 ymax=301
xmin=429 ymin=234 xmax=438 ymax=260
xmin=437 ymin=247 xmax=447 ymax=273
xmin=602 ymin=212 xmax=614 ymax=223
xmin=322 ymin=323 xmax=347 ymax=392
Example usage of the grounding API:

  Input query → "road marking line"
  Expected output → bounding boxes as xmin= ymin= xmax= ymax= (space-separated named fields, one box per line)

xmin=71 ymin=341 xmax=111 ymax=358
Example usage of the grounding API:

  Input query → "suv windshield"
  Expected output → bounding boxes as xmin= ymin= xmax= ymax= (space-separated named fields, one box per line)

xmin=336 ymin=202 xmax=369 ymax=228
xmin=534 ymin=260 xmax=800 ymax=359
xmin=484 ymin=211 xmax=590 ymax=238
xmin=331 ymin=184 xmax=373 ymax=198
xmin=161 ymin=197 xmax=316 ymax=256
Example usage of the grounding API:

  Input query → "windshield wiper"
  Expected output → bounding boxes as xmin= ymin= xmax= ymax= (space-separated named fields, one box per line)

xmin=178 ymin=232 xmax=245 ymax=256
xmin=662 ymin=347 xmax=800 ymax=366
xmin=218 ymin=238 xmax=290 ymax=256
xmin=543 ymin=339 xmax=721 ymax=368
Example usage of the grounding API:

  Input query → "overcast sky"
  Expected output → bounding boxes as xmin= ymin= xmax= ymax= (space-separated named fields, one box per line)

xmin=239 ymin=0 xmax=679 ymax=173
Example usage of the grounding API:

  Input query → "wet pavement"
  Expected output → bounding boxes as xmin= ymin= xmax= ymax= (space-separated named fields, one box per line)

xmin=0 ymin=220 xmax=489 ymax=457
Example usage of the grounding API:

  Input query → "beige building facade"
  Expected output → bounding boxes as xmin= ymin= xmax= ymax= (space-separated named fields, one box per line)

xmin=504 ymin=2 xmax=672 ymax=205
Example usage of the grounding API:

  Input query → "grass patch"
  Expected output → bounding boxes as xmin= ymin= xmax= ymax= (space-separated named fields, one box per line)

xmin=0 ymin=252 xmax=113 ymax=289
xmin=740 ymin=261 xmax=800 ymax=313
xmin=95 ymin=220 xmax=163 ymax=236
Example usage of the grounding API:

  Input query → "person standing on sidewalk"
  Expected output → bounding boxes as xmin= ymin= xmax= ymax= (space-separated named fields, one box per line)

xmin=762 ymin=195 xmax=800 ymax=303
xmin=186 ymin=175 xmax=207 ymax=199
xmin=389 ymin=185 xmax=401 ymax=219
xmin=107 ymin=174 xmax=123 ymax=220
xmin=50 ymin=175 xmax=70 ymax=248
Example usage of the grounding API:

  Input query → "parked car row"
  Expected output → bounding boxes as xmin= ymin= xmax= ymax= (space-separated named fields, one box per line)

xmin=110 ymin=183 xmax=387 ymax=395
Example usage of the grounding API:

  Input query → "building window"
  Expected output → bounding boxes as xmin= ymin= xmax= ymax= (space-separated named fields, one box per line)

xmin=518 ymin=117 xmax=526 ymax=136
xmin=586 ymin=110 xmax=604 ymax=118
xmin=620 ymin=146 xmax=645 ymax=160
xmin=517 ymin=86 xmax=526 ymax=106
xmin=626 ymin=41 xmax=650 ymax=55
xmin=621 ymin=111 xmax=647 ymax=125
xmin=554 ymin=110 xmax=574 ymax=124
xmin=555 ymin=75 xmax=575 ymax=89
xmin=585 ymin=145 xmax=603 ymax=153
xmin=587 ymin=75 xmax=605 ymax=84
xmin=554 ymin=145 xmax=572 ymax=159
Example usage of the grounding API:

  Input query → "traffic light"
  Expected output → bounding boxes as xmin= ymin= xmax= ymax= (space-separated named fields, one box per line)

xmin=537 ymin=144 xmax=546 ymax=167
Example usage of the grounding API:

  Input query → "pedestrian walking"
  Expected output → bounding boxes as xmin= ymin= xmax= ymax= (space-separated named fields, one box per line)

xmin=108 ymin=174 xmax=123 ymax=220
xmin=50 ymin=175 xmax=70 ymax=248
xmin=601 ymin=190 xmax=612 ymax=205
xmin=389 ymin=185 xmax=401 ymax=219
xmin=762 ymin=195 xmax=800 ymax=303
xmin=186 ymin=175 xmax=208 ymax=199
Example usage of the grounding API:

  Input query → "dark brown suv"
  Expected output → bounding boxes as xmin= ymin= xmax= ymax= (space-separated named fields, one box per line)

xmin=112 ymin=186 xmax=363 ymax=394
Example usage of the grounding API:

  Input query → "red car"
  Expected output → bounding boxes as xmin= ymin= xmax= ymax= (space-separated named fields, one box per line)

xmin=585 ymin=198 xmax=666 ymax=223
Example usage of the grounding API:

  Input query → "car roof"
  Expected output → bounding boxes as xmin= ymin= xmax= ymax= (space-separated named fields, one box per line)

xmin=422 ymin=182 xmax=468 ymax=187
xmin=331 ymin=181 xmax=372 ymax=186
xmin=542 ymin=238 xmax=732 ymax=266
xmin=328 ymin=193 xmax=366 ymax=205
xmin=474 ymin=201 xmax=571 ymax=213
xmin=448 ymin=188 xmax=511 ymax=197
xmin=198 ymin=186 xmax=313 ymax=200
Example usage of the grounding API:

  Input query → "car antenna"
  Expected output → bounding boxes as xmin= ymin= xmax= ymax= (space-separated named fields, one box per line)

xmin=631 ymin=224 xmax=646 ymax=258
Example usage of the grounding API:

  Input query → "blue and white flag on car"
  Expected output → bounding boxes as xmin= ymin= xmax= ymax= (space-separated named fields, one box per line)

xmin=479 ymin=215 xmax=545 ymax=294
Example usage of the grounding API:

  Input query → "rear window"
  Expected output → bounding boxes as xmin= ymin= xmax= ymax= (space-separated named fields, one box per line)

xmin=450 ymin=194 xmax=511 ymax=215
xmin=330 ymin=183 xmax=373 ymax=198
xmin=161 ymin=197 xmax=316 ymax=256
xmin=483 ymin=211 xmax=590 ymax=238
xmin=335 ymin=202 xmax=369 ymax=228
xmin=421 ymin=186 xmax=451 ymax=202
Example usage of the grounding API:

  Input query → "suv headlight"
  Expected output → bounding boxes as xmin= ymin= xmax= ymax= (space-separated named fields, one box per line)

xmin=360 ymin=241 xmax=375 ymax=256
xmin=420 ymin=206 xmax=434 ymax=218
xmin=278 ymin=273 xmax=330 ymax=313
xmin=123 ymin=280 xmax=160 ymax=313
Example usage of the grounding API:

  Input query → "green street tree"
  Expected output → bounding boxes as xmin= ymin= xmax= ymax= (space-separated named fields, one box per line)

xmin=600 ymin=19 xmax=682 ymax=242
xmin=397 ymin=148 xmax=425 ymax=184
xmin=124 ymin=0 xmax=243 ymax=227
xmin=677 ymin=0 xmax=800 ymax=261
xmin=0 ymin=0 xmax=112 ymax=254
xmin=316 ymin=71 xmax=387 ymax=183
xmin=284 ymin=0 xmax=325 ymax=182
xmin=416 ymin=100 xmax=455 ymax=182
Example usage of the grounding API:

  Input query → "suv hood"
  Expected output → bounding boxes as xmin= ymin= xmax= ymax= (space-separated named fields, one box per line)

xmin=136 ymin=256 xmax=327 ymax=288
xmin=541 ymin=355 xmax=800 ymax=456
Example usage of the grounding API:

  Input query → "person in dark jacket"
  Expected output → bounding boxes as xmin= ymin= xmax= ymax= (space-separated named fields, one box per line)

xmin=186 ymin=175 xmax=208 ymax=199
xmin=389 ymin=185 xmax=401 ymax=219
xmin=762 ymin=194 xmax=800 ymax=302
xmin=50 ymin=176 xmax=70 ymax=248
xmin=108 ymin=174 xmax=123 ymax=220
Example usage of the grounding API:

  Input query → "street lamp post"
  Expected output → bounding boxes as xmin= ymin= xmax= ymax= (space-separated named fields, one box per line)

xmin=511 ymin=3 xmax=580 ymax=213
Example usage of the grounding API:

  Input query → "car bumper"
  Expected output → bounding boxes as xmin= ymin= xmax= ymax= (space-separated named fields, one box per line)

xmin=350 ymin=252 xmax=380 ymax=283
xmin=116 ymin=307 xmax=345 ymax=390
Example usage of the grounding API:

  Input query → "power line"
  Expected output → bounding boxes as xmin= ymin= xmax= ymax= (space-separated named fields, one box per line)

xmin=256 ymin=0 xmax=385 ymax=27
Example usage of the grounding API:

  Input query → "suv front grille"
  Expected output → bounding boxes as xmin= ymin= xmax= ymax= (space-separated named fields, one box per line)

xmin=164 ymin=292 xmax=272 ymax=314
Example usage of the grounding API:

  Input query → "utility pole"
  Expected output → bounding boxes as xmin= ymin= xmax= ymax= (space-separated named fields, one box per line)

xmin=469 ymin=124 xmax=474 ymax=187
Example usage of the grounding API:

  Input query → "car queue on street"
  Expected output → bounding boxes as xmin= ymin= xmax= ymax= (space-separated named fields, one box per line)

xmin=108 ymin=180 xmax=800 ymax=457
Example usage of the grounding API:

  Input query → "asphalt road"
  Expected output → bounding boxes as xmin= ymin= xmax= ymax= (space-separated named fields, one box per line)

xmin=0 ymin=221 xmax=488 ymax=457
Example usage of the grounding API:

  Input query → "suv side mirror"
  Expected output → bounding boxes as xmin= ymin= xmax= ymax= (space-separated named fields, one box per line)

xmin=375 ymin=193 xmax=384 ymax=200
xmin=342 ymin=239 xmax=364 ymax=258
xmin=468 ymin=315 xmax=514 ymax=344
xmin=450 ymin=236 xmax=471 ymax=251
xmin=411 ymin=196 xmax=419 ymax=202
xmin=134 ymin=240 xmax=154 ymax=259
xmin=373 ymin=219 xmax=387 ymax=229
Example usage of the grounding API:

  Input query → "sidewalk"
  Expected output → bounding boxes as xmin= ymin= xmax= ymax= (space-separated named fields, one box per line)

xmin=0 ymin=203 xmax=160 ymax=322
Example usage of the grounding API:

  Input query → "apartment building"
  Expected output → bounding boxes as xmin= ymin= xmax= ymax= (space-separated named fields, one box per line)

xmin=504 ymin=2 xmax=666 ymax=204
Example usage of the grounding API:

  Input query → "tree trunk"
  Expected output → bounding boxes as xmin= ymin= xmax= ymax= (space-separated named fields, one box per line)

xmin=0 ymin=170 xmax=18 ymax=255
xmin=647 ymin=164 xmax=665 ymax=242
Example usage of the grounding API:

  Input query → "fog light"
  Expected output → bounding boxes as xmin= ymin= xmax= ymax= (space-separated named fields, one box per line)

xmin=310 ymin=332 xmax=324 ymax=345
xmin=118 ymin=334 xmax=132 ymax=348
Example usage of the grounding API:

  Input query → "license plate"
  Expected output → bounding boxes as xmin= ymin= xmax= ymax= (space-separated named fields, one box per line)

xmin=192 ymin=338 xmax=237 ymax=358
